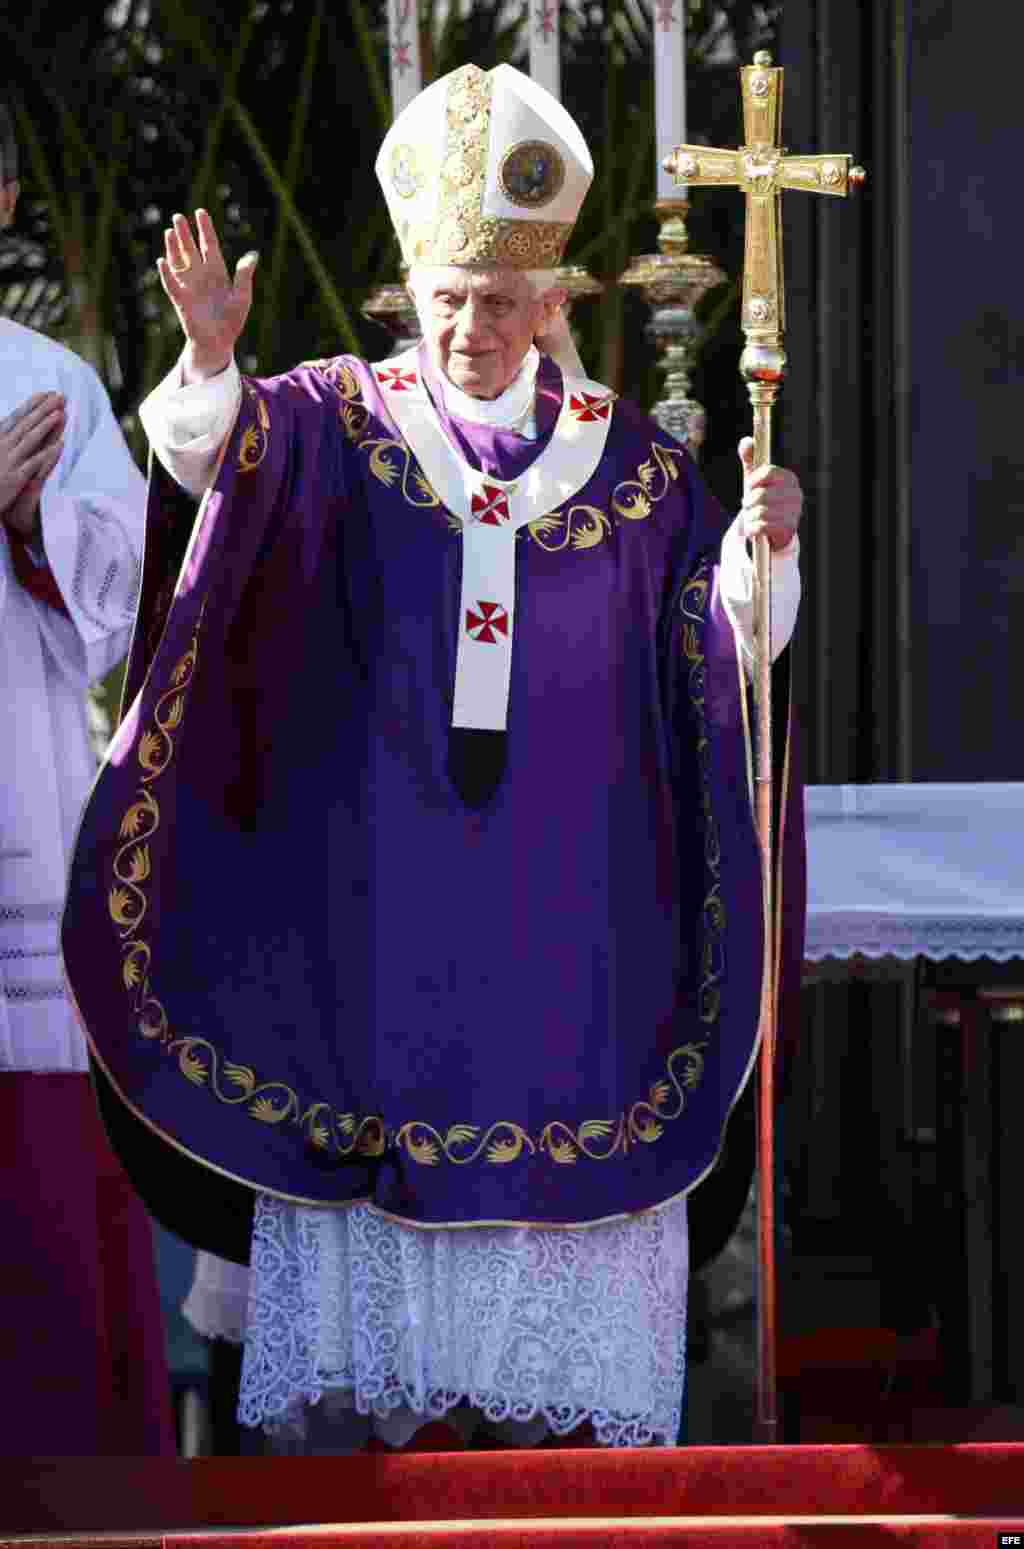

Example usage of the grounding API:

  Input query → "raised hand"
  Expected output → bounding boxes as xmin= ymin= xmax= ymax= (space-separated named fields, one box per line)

xmin=0 ymin=392 xmax=65 ymax=532
xmin=157 ymin=210 xmax=258 ymax=384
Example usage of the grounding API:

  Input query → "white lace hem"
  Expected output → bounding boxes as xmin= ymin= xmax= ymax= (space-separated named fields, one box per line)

xmin=238 ymin=1193 xmax=689 ymax=1449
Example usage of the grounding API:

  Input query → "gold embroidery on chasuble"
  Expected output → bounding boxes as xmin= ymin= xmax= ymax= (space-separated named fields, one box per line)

xmin=238 ymin=382 xmax=270 ymax=472
xmin=104 ymin=371 xmax=722 ymax=1179
xmin=681 ymin=557 xmax=726 ymax=1027
xmin=108 ymin=604 xmax=387 ymax=1165
xmin=107 ymin=602 xmax=713 ymax=1172
xmin=314 ymin=359 xmax=443 ymax=510
xmin=525 ymin=441 xmax=687 ymax=556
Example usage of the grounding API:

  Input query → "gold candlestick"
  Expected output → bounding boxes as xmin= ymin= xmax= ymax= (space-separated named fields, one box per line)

xmin=618 ymin=199 xmax=726 ymax=458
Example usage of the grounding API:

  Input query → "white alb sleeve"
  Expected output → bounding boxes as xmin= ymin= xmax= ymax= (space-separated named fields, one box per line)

xmin=32 ymin=360 xmax=146 ymax=682
xmin=138 ymin=357 xmax=242 ymax=498
xmin=718 ymin=513 xmax=801 ymax=669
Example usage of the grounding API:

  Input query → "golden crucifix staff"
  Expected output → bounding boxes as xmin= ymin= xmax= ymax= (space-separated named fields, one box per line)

xmin=663 ymin=50 xmax=865 ymax=1442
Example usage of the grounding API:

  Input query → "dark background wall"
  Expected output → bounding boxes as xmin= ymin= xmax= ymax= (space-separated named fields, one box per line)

xmin=905 ymin=3 xmax=1021 ymax=780
xmin=775 ymin=0 xmax=1022 ymax=1288
xmin=780 ymin=0 xmax=1020 ymax=786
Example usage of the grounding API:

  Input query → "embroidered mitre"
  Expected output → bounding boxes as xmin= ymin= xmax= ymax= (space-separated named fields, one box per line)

xmin=375 ymin=63 xmax=593 ymax=271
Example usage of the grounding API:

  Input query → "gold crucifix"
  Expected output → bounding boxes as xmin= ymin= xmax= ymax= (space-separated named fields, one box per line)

xmin=663 ymin=51 xmax=865 ymax=1444
xmin=663 ymin=50 xmax=866 ymax=472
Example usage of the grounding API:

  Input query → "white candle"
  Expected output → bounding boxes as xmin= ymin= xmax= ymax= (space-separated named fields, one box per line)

xmin=389 ymin=0 xmax=423 ymax=117
xmin=654 ymin=0 xmax=687 ymax=199
xmin=529 ymin=0 xmax=561 ymax=102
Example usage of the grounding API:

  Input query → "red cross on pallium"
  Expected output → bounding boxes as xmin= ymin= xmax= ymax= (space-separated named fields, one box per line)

xmin=466 ymin=601 xmax=509 ymax=644
xmin=377 ymin=366 xmax=418 ymax=391
xmin=569 ymin=391 xmax=614 ymax=422
xmin=470 ymin=483 xmax=511 ymax=526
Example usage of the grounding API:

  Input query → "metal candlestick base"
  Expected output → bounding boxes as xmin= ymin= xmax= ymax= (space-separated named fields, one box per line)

xmin=361 ymin=279 xmax=421 ymax=354
xmin=556 ymin=264 xmax=603 ymax=303
xmin=618 ymin=200 xmax=726 ymax=458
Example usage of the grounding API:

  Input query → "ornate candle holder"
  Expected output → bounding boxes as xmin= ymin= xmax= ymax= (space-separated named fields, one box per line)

xmin=361 ymin=275 xmax=421 ymax=354
xmin=618 ymin=199 xmax=726 ymax=457
xmin=556 ymin=264 xmax=603 ymax=304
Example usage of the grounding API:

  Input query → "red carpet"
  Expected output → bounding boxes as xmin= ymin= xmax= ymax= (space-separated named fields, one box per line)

xmin=2 ymin=1446 xmax=1022 ymax=1546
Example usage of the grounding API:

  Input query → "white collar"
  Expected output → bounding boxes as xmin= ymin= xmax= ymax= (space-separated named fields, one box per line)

xmin=436 ymin=346 xmax=541 ymax=432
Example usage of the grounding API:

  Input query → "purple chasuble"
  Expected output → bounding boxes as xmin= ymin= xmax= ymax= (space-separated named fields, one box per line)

xmin=63 ymin=350 xmax=805 ymax=1248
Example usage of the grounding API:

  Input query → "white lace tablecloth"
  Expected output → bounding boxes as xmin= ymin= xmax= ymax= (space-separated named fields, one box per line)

xmin=806 ymin=782 xmax=1024 ymax=962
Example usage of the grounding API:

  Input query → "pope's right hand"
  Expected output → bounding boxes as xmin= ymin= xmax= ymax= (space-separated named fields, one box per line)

xmin=157 ymin=210 xmax=258 ymax=385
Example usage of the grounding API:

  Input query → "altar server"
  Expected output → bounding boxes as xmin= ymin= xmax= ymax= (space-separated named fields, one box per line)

xmin=0 ymin=105 xmax=173 ymax=1454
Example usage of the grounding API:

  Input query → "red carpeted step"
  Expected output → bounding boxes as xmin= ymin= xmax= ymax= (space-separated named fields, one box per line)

xmin=4 ymin=1523 xmax=1024 ymax=1549
xmin=161 ymin=1519 xmax=1024 ymax=1548
xmin=3 ymin=1447 xmax=1023 ymax=1538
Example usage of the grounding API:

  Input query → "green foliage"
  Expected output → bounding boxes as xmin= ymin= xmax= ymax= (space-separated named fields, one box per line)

xmin=0 ymin=0 xmax=778 ymax=725
xmin=1 ymin=1 xmax=776 ymax=400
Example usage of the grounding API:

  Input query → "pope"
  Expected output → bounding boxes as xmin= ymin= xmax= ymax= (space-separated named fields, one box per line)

xmin=64 ymin=63 xmax=806 ymax=1451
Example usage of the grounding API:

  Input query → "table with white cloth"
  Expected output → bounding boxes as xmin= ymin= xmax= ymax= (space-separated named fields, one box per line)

xmin=805 ymin=783 xmax=1024 ymax=966
xmin=804 ymin=782 xmax=1024 ymax=1406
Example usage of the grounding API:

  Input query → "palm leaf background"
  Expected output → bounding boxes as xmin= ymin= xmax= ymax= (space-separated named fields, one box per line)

xmin=0 ymin=0 xmax=777 ymax=721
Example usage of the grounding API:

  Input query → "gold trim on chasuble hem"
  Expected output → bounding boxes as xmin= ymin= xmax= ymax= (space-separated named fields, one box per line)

xmin=102 ymin=373 xmax=725 ymax=1183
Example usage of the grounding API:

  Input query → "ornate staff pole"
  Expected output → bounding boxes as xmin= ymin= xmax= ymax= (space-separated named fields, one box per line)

xmin=663 ymin=51 xmax=865 ymax=1441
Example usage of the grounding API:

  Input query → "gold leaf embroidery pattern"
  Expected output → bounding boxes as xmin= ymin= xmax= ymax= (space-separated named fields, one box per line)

xmin=110 ymin=604 xmax=389 ymax=1165
xmin=309 ymin=356 xmax=372 ymax=445
xmin=610 ymin=442 xmax=685 ymax=523
xmin=363 ymin=438 xmax=440 ymax=508
xmin=525 ymin=441 xmax=688 ymax=556
xmin=104 ymin=545 xmax=724 ymax=1174
xmin=238 ymin=383 xmax=270 ymax=472
xmin=681 ymin=556 xmax=726 ymax=1026
xmin=394 ymin=1119 xmax=536 ymax=1168
xmin=526 ymin=505 xmax=611 ymax=554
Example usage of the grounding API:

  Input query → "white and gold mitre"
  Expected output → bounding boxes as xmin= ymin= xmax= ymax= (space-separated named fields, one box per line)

xmin=375 ymin=63 xmax=593 ymax=270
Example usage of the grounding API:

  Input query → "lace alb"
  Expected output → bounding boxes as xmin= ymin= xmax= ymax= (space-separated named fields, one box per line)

xmin=237 ymin=1193 xmax=689 ymax=1448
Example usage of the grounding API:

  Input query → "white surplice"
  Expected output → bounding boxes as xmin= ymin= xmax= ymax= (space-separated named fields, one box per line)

xmin=1 ymin=319 xmax=145 ymax=1072
xmin=143 ymin=350 xmax=801 ymax=1449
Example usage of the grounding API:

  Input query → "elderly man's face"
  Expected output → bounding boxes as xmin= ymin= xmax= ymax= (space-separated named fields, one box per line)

xmin=417 ymin=268 xmax=562 ymax=400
